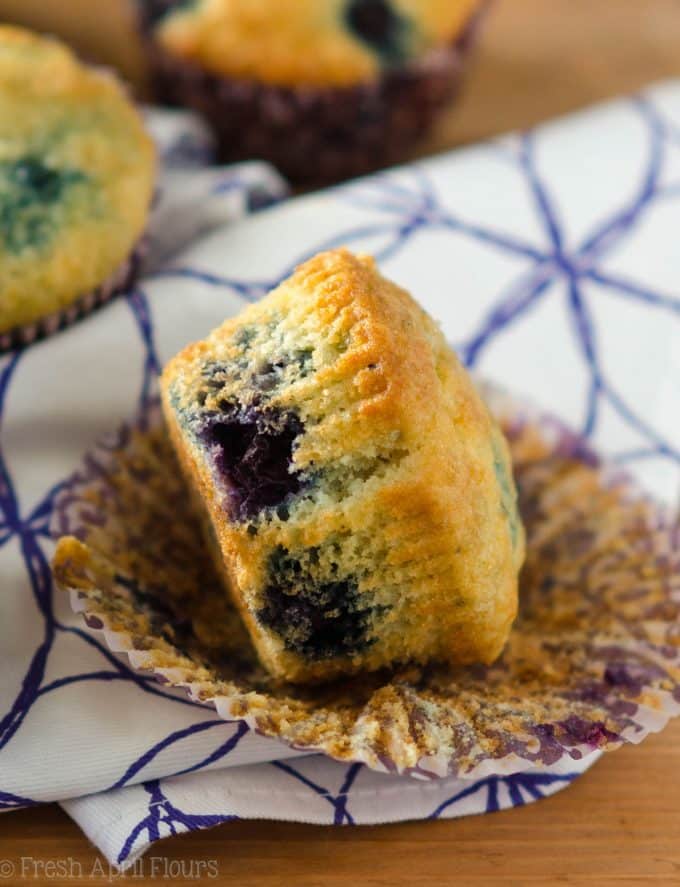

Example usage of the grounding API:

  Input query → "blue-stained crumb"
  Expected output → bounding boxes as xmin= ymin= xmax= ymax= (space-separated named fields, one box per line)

xmin=493 ymin=439 xmax=521 ymax=550
xmin=292 ymin=347 xmax=314 ymax=376
xmin=250 ymin=348 xmax=314 ymax=391
xmin=257 ymin=545 xmax=384 ymax=660
xmin=233 ymin=325 xmax=257 ymax=348
xmin=0 ymin=156 xmax=88 ymax=254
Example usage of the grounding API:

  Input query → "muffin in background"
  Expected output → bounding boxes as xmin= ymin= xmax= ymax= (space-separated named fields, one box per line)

xmin=141 ymin=0 xmax=486 ymax=183
xmin=0 ymin=25 xmax=155 ymax=350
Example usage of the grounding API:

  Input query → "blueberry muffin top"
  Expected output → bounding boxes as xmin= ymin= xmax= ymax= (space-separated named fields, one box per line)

xmin=151 ymin=0 xmax=479 ymax=87
xmin=0 ymin=26 xmax=155 ymax=333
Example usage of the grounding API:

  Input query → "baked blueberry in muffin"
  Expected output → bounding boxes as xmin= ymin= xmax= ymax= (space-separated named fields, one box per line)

xmin=161 ymin=249 xmax=524 ymax=683
xmin=141 ymin=0 xmax=484 ymax=183
xmin=0 ymin=26 xmax=155 ymax=349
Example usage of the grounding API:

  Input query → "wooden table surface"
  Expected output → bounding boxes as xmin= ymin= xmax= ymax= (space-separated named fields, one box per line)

xmin=2 ymin=723 xmax=679 ymax=885
xmin=1 ymin=1 xmax=679 ymax=884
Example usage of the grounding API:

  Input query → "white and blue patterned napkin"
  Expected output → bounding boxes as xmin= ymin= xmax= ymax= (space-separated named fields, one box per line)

xmin=2 ymin=84 xmax=679 ymax=868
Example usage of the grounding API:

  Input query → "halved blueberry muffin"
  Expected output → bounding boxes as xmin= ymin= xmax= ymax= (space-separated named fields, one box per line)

xmin=0 ymin=26 xmax=155 ymax=349
xmin=141 ymin=0 xmax=485 ymax=183
xmin=161 ymin=250 xmax=524 ymax=683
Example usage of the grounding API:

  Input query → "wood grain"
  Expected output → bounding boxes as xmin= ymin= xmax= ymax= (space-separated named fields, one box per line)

xmin=420 ymin=0 xmax=680 ymax=153
xmin=0 ymin=1 xmax=678 ymax=884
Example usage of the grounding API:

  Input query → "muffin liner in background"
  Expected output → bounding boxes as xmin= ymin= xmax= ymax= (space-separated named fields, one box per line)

xmin=139 ymin=3 xmax=488 ymax=184
xmin=50 ymin=383 xmax=680 ymax=779
xmin=0 ymin=238 xmax=148 ymax=354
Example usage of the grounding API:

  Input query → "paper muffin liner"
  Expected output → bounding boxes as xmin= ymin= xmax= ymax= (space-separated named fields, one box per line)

xmin=50 ymin=385 xmax=680 ymax=780
xmin=140 ymin=5 xmax=487 ymax=184
xmin=0 ymin=237 xmax=148 ymax=354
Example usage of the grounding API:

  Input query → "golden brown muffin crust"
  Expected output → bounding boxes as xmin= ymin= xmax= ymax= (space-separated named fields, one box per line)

xmin=155 ymin=0 xmax=480 ymax=86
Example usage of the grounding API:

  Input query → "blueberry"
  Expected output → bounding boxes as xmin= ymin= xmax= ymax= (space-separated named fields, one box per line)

xmin=202 ymin=404 xmax=305 ymax=521
xmin=257 ymin=546 xmax=385 ymax=660
xmin=10 ymin=159 xmax=60 ymax=200
xmin=0 ymin=156 xmax=87 ymax=254
xmin=7 ymin=158 xmax=85 ymax=202
xmin=344 ymin=0 xmax=411 ymax=63
xmin=140 ymin=0 xmax=198 ymax=28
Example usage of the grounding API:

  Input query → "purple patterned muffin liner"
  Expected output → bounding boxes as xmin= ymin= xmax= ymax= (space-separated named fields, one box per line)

xmin=50 ymin=384 xmax=680 ymax=780
xmin=142 ymin=5 xmax=487 ymax=184
xmin=0 ymin=237 xmax=149 ymax=354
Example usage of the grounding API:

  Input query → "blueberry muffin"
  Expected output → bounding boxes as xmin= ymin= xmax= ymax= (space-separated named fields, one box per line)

xmin=0 ymin=26 xmax=155 ymax=349
xmin=161 ymin=249 xmax=524 ymax=683
xmin=141 ymin=0 xmax=485 ymax=183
